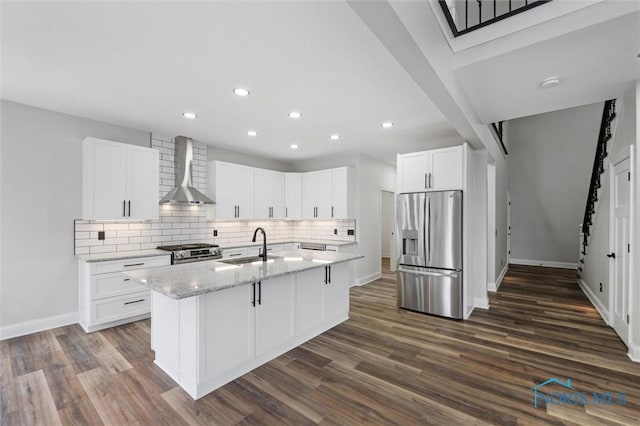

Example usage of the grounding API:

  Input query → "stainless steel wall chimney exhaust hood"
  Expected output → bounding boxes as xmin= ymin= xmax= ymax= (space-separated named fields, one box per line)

xmin=159 ymin=136 xmax=214 ymax=204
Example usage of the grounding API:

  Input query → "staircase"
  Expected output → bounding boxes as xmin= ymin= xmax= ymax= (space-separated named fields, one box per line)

xmin=438 ymin=0 xmax=552 ymax=36
xmin=577 ymin=99 xmax=617 ymax=276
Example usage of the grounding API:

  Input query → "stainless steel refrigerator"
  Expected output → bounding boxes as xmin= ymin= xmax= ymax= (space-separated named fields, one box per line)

xmin=396 ymin=191 xmax=463 ymax=319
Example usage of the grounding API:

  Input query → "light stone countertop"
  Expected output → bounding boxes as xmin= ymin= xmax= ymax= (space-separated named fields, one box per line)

xmin=124 ymin=249 xmax=363 ymax=300
xmin=76 ymin=249 xmax=170 ymax=263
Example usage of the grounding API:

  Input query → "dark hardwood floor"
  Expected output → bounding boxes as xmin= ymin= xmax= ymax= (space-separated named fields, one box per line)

xmin=2 ymin=263 xmax=639 ymax=425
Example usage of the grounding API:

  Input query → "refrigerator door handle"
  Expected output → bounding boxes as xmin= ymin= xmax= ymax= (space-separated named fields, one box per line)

xmin=398 ymin=267 xmax=460 ymax=278
xmin=427 ymin=196 xmax=431 ymax=263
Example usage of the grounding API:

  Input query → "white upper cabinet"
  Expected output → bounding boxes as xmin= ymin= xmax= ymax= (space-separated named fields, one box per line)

xmin=209 ymin=161 xmax=355 ymax=221
xmin=302 ymin=169 xmax=332 ymax=219
xmin=397 ymin=146 xmax=463 ymax=193
xmin=331 ymin=167 xmax=355 ymax=220
xmin=82 ymin=137 xmax=159 ymax=220
xmin=254 ymin=168 xmax=285 ymax=219
xmin=209 ymin=161 xmax=254 ymax=220
xmin=285 ymin=173 xmax=302 ymax=220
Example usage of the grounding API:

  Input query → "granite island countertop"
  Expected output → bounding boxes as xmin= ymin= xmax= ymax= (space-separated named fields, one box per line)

xmin=124 ymin=249 xmax=363 ymax=299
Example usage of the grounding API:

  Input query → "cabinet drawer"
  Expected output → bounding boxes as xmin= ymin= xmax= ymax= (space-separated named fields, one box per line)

xmin=91 ymin=291 xmax=150 ymax=326
xmin=90 ymin=255 xmax=170 ymax=274
xmin=222 ymin=248 xmax=246 ymax=259
xmin=246 ymin=247 xmax=260 ymax=256
xmin=91 ymin=272 xmax=147 ymax=300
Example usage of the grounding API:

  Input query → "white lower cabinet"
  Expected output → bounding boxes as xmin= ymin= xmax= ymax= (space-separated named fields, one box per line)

xmin=255 ymin=276 xmax=296 ymax=356
xmin=152 ymin=263 xmax=350 ymax=399
xmin=78 ymin=255 xmax=170 ymax=333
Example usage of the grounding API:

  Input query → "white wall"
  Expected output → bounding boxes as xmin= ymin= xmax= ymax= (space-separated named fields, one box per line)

xmin=354 ymin=155 xmax=396 ymax=284
xmin=380 ymin=190 xmax=394 ymax=257
xmin=582 ymin=88 xmax=637 ymax=317
xmin=0 ymin=101 xmax=150 ymax=331
xmin=207 ymin=144 xmax=295 ymax=171
xmin=506 ymin=102 xmax=603 ymax=265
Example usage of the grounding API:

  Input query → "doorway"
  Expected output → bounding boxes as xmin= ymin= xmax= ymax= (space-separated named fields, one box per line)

xmin=380 ymin=189 xmax=396 ymax=272
xmin=609 ymin=149 xmax=632 ymax=345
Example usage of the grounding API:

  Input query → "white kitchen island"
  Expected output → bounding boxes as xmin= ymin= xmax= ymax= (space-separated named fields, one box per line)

xmin=125 ymin=249 xmax=362 ymax=399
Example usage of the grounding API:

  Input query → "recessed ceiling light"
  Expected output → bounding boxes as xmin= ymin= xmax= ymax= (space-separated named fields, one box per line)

xmin=288 ymin=111 xmax=302 ymax=119
xmin=247 ymin=130 xmax=257 ymax=137
xmin=290 ymin=144 xmax=299 ymax=149
xmin=233 ymin=88 xmax=250 ymax=97
xmin=381 ymin=121 xmax=394 ymax=128
xmin=183 ymin=112 xmax=197 ymax=119
xmin=330 ymin=134 xmax=340 ymax=141
xmin=541 ymin=77 xmax=560 ymax=89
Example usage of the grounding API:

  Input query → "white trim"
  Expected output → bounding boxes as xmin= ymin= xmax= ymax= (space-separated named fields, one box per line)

xmin=352 ymin=272 xmax=381 ymax=287
xmin=488 ymin=264 xmax=508 ymax=292
xmin=1 ymin=312 xmax=78 ymax=340
xmin=578 ymin=279 xmax=610 ymax=326
xmin=464 ymin=305 xmax=474 ymax=319
xmin=510 ymin=258 xmax=577 ymax=269
xmin=474 ymin=297 xmax=490 ymax=310
xmin=627 ymin=339 xmax=640 ymax=362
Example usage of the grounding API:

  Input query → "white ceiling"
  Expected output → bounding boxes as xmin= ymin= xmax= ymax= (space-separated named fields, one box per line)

xmin=454 ymin=11 xmax=640 ymax=123
xmin=1 ymin=1 xmax=461 ymax=165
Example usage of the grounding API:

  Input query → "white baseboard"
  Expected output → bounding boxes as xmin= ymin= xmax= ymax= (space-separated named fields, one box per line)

xmin=474 ymin=297 xmax=490 ymax=309
xmin=352 ymin=272 xmax=381 ymax=287
xmin=578 ymin=279 xmax=610 ymax=326
xmin=1 ymin=312 xmax=78 ymax=340
xmin=510 ymin=258 xmax=578 ymax=269
xmin=488 ymin=264 xmax=508 ymax=292
xmin=627 ymin=339 xmax=640 ymax=362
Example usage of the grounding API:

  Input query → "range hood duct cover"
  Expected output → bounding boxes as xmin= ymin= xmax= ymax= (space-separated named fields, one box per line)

xmin=159 ymin=136 xmax=214 ymax=204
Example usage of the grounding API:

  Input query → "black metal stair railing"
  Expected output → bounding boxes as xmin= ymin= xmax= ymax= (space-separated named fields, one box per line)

xmin=581 ymin=99 xmax=616 ymax=254
xmin=438 ymin=0 xmax=552 ymax=37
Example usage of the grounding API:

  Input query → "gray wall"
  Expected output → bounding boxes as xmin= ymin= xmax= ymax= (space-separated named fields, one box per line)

xmin=0 ymin=101 xmax=150 ymax=329
xmin=506 ymin=101 xmax=603 ymax=264
xmin=582 ymin=88 xmax=636 ymax=309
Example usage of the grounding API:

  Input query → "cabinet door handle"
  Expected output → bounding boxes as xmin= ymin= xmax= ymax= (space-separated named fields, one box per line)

xmin=237 ymin=206 xmax=240 ymax=218
xmin=324 ymin=266 xmax=328 ymax=284
xmin=128 ymin=200 xmax=131 ymax=217
xmin=329 ymin=266 xmax=331 ymax=283
xmin=257 ymin=281 xmax=262 ymax=305
xmin=123 ymin=278 xmax=131 ymax=282
xmin=429 ymin=173 xmax=432 ymax=189
xmin=124 ymin=299 xmax=145 ymax=306
xmin=285 ymin=207 xmax=288 ymax=218
xmin=228 ymin=253 xmax=242 ymax=257
xmin=252 ymin=282 xmax=256 ymax=307
xmin=123 ymin=200 xmax=126 ymax=217
xmin=124 ymin=263 xmax=144 ymax=268
xmin=331 ymin=206 xmax=334 ymax=218
xmin=425 ymin=173 xmax=428 ymax=189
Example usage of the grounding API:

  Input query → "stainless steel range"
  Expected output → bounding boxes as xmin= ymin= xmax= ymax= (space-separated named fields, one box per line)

xmin=157 ymin=243 xmax=222 ymax=264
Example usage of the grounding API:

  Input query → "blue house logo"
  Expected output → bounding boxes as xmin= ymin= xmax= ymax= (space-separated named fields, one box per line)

xmin=530 ymin=378 xmax=627 ymax=408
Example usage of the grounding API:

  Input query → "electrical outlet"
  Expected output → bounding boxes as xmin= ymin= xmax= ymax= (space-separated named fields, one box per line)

xmin=599 ymin=283 xmax=603 ymax=292
xmin=213 ymin=229 xmax=218 ymax=237
xmin=347 ymin=229 xmax=355 ymax=236
xmin=334 ymin=229 xmax=338 ymax=235
xmin=98 ymin=231 xmax=105 ymax=240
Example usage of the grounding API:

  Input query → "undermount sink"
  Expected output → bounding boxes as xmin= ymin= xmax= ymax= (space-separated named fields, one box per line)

xmin=219 ymin=255 xmax=281 ymax=266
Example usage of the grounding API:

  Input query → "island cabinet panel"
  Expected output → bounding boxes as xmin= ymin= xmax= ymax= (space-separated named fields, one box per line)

xmin=203 ymin=284 xmax=256 ymax=378
xmin=255 ymin=275 xmax=295 ymax=356
xmin=323 ymin=263 xmax=348 ymax=322
xmin=295 ymin=268 xmax=325 ymax=336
